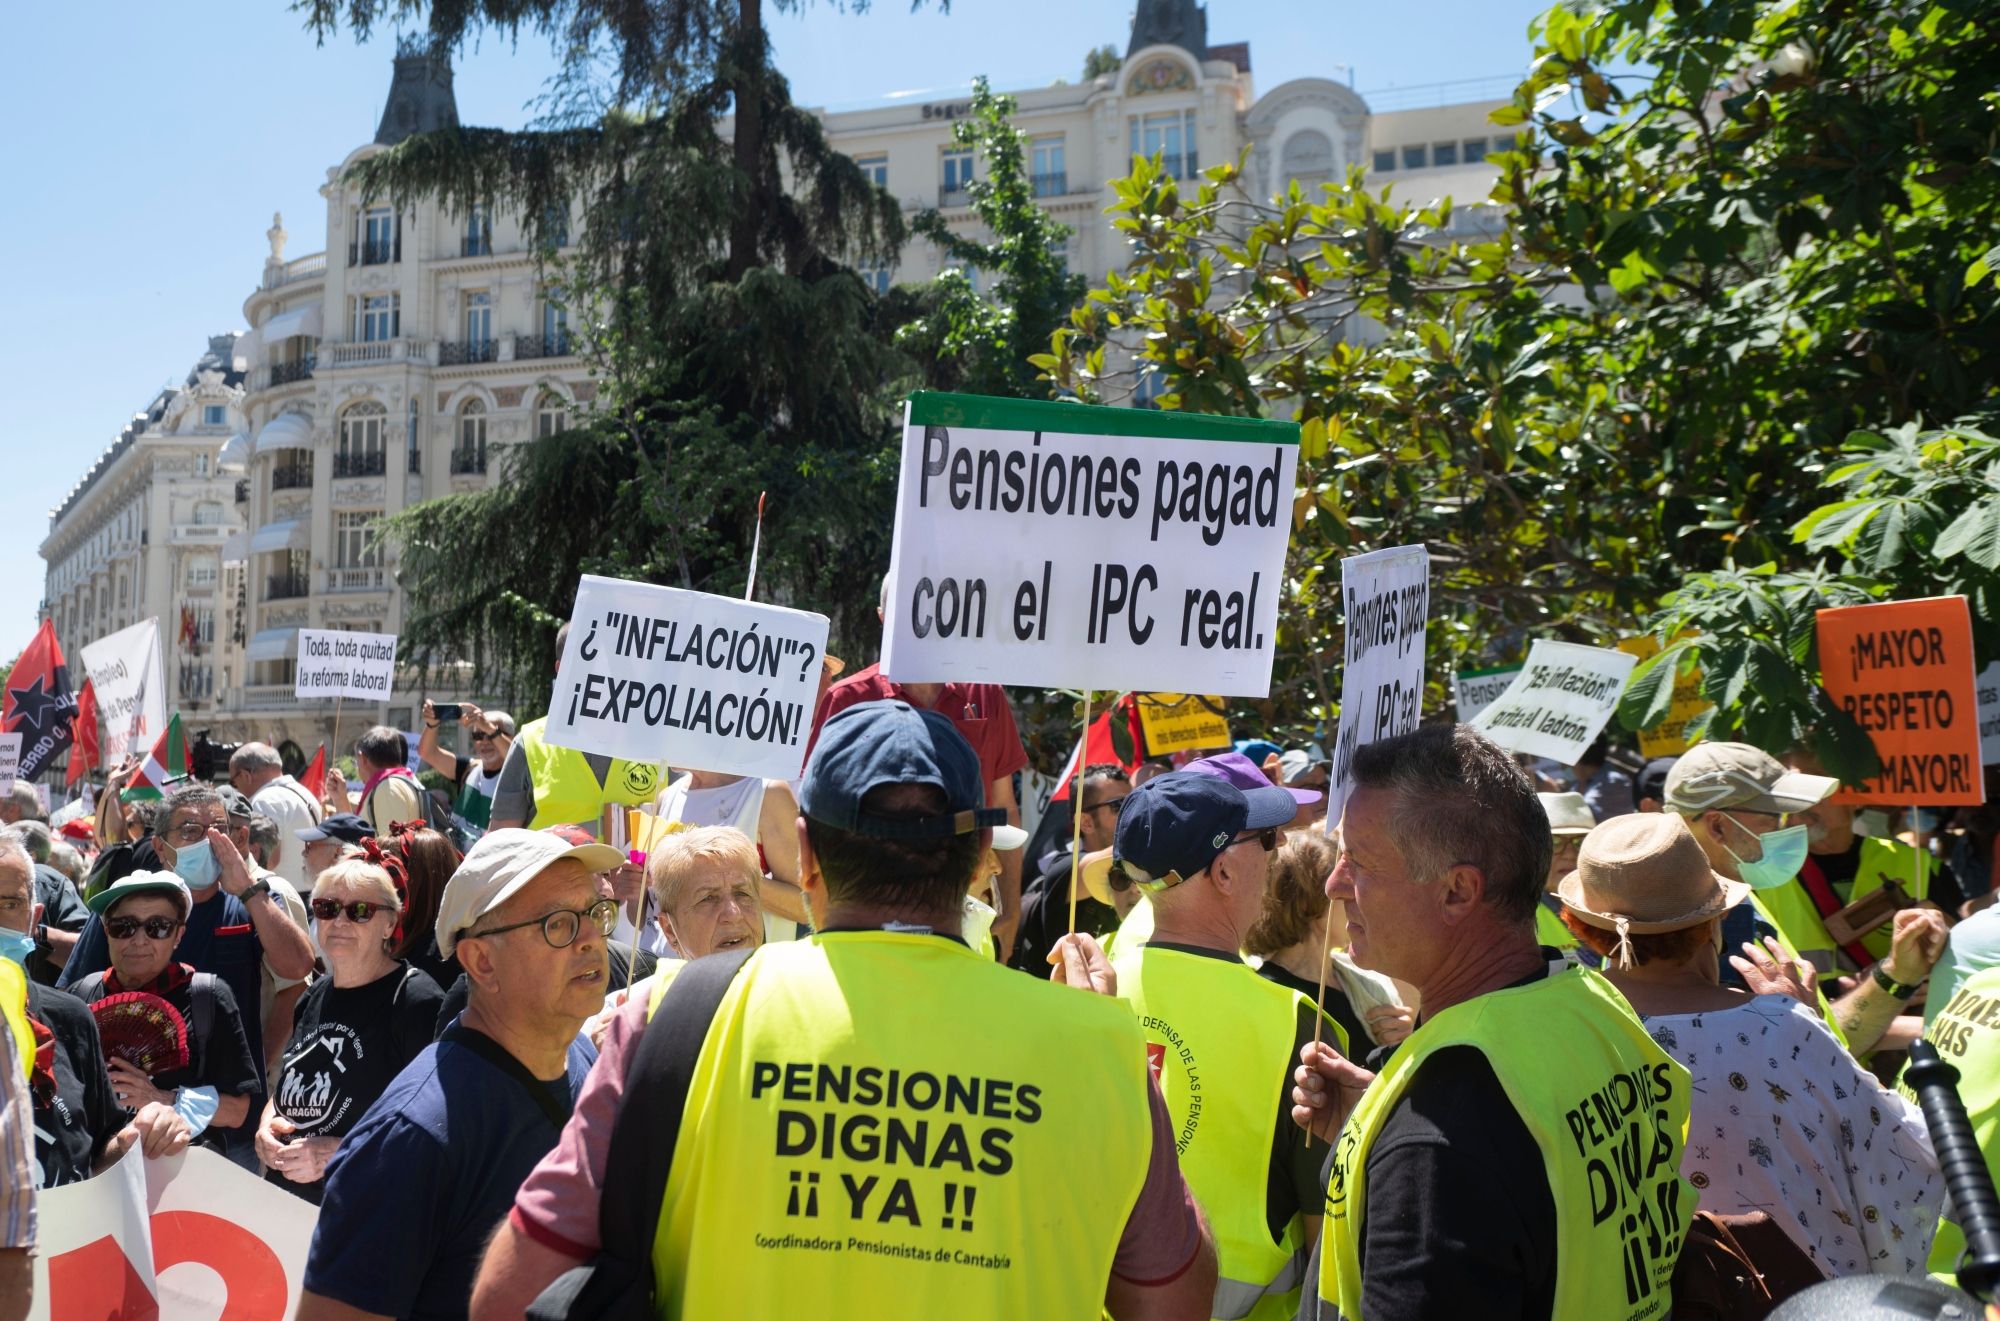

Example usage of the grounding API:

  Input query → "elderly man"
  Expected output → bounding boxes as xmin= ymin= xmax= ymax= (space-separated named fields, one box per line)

xmin=418 ymin=699 xmax=515 ymax=836
xmin=1293 ymin=724 xmax=1692 ymax=1321
xmin=0 ymin=835 xmax=189 ymax=1185
xmin=0 ymin=785 xmax=40 ymax=827
xmin=2 ymin=822 xmax=86 ymax=984
xmin=1112 ymin=772 xmax=1333 ymax=1321
xmin=228 ymin=742 xmax=321 ymax=888
xmin=297 ymin=828 xmax=618 ymax=1321
xmin=1665 ymin=741 xmax=1948 ymax=1054
xmin=295 ymin=813 xmax=375 ymax=890
xmin=474 ymin=699 xmax=1215 ymax=1320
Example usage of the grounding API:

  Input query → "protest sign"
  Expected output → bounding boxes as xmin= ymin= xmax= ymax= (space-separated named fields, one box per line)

xmin=1977 ymin=660 xmax=2000 ymax=766
xmin=1134 ymin=693 xmax=1232 ymax=756
xmin=1816 ymin=596 xmax=1984 ymax=806
xmin=1469 ymin=640 xmax=1638 ymax=764
xmin=882 ymin=392 xmax=1299 ymax=695
xmin=1617 ymin=633 xmax=1712 ymax=758
xmin=0 ymin=733 xmax=17 ymax=796
xmin=34 ymin=1145 xmax=317 ymax=1320
xmin=1453 ymin=666 xmax=1520 ymax=723
xmin=1327 ymin=545 xmax=1430 ymax=824
xmin=295 ymin=628 xmax=398 ymax=701
xmin=79 ymin=618 xmax=165 ymax=764
xmin=548 ymin=575 xmax=830 ymax=782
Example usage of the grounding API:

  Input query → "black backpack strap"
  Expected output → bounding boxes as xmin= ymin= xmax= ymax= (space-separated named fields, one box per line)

xmin=442 ymin=1022 xmax=574 ymax=1132
xmin=69 ymin=970 xmax=108 ymax=1005
xmin=189 ymin=974 xmax=217 ymax=1058
xmin=600 ymin=950 xmax=753 ymax=1271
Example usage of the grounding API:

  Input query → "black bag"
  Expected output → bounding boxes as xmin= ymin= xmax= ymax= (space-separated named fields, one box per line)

xmin=527 ymin=949 xmax=752 ymax=1321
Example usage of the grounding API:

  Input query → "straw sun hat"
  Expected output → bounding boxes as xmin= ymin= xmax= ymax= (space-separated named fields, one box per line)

xmin=1556 ymin=814 xmax=1749 ymax=970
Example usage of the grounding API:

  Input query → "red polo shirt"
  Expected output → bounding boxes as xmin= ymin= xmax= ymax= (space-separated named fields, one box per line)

xmin=806 ymin=663 xmax=1028 ymax=791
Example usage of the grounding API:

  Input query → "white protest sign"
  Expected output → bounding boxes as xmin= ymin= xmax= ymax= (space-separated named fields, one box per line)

xmin=296 ymin=628 xmax=398 ymax=701
xmin=548 ymin=576 xmax=830 ymax=781
xmin=1454 ymin=666 xmax=1522 ymax=723
xmin=0 ymin=733 xmax=17 ymax=795
xmin=1979 ymin=660 xmax=2000 ymax=765
xmin=1469 ymin=640 xmax=1638 ymax=763
xmin=1326 ymin=545 xmax=1429 ymax=825
xmin=80 ymin=618 xmax=165 ymax=764
xmin=33 ymin=1145 xmax=317 ymax=1320
xmin=882 ymin=392 xmax=1300 ymax=695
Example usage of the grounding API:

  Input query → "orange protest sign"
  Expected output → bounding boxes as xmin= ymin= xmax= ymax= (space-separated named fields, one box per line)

xmin=1815 ymin=596 xmax=1985 ymax=806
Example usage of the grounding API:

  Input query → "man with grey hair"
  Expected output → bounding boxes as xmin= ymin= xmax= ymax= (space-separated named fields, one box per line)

xmin=1292 ymin=723 xmax=1692 ymax=1321
xmin=229 ymin=742 xmax=320 ymax=888
xmin=417 ymin=699 xmax=516 ymax=836
xmin=2 ymin=822 xmax=85 ymax=983
xmin=0 ymin=783 xmax=41 ymax=826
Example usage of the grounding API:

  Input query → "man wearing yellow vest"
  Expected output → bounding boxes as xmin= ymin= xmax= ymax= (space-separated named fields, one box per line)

xmin=490 ymin=623 xmax=666 ymax=832
xmin=1665 ymin=742 xmax=1949 ymax=1056
xmin=1292 ymin=724 xmax=1695 ymax=1321
xmin=1111 ymin=772 xmax=1338 ymax=1321
xmin=1792 ymin=750 xmax=1966 ymax=958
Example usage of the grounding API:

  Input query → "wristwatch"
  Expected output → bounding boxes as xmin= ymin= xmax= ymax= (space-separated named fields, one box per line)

xmin=1871 ymin=962 xmax=1923 ymax=999
xmin=243 ymin=879 xmax=273 ymax=904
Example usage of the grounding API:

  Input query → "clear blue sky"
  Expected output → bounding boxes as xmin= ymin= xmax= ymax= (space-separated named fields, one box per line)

xmin=0 ymin=0 xmax=1553 ymax=664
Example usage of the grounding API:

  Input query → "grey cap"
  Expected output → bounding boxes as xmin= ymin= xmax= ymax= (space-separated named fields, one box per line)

xmin=1663 ymin=743 xmax=1837 ymax=816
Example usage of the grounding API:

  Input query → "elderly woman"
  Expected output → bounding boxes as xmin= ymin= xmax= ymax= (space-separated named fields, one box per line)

xmin=1244 ymin=831 xmax=1412 ymax=1049
xmin=1560 ymin=813 xmax=1941 ymax=1278
xmin=67 ymin=872 xmax=263 ymax=1154
xmin=256 ymin=857 xmax=445 ymax=1202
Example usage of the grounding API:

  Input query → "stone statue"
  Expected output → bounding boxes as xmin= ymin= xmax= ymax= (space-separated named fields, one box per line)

xmin=267 ymin=212 xmax=287 ymax=262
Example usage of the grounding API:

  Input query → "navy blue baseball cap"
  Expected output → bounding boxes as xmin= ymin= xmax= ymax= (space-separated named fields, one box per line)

xmin=1114 ymin=771 xmax=1297 ymax=892
xmin=800 ymin=700 xmax=1009 ymax=840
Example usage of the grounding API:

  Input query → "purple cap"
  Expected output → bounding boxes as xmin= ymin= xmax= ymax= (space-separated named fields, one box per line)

xmin=1186 ymin=751 xmax=1323 ymax=807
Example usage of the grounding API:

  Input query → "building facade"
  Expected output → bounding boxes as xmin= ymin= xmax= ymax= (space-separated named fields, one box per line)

xmin=222 ymin=37 xmax=591 ymax=749
xmin=41 ymin=339 xmax=247 ymax=725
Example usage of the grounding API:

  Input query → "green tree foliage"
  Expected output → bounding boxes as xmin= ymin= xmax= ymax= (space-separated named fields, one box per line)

xmin=1081 ymin=44 xmax=1120 ymax=81
xmin=1047 ymin=0 xmax=2000 ymax=741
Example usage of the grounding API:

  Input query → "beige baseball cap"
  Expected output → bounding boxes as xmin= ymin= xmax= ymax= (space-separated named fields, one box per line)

xmin=1662 ymin=742 xmax=1837 ymax=816
xmin=1539 ymin=791 xmax=1597 ymax=836
xmin=435 ymin=828 xmax=624 ymax=957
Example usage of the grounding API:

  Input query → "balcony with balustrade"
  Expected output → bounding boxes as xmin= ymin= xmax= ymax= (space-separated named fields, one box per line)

xmin=271 ymin=458 xmax=313 ymax=491
xmin=348 ymin=237 xmax=399 ymax=266
xmin=264 ymin=571 xmax=311 ymax=601
xmin=515 ymin=331 xmax=573 ymax=360
xmin=1031 ymin=171 xmax=1069 ymax=198
xmin=326 ymin=565 xmax=388 ymax=594
xmin=265 ymin=357 xmax=315 ymax=390
xmin=323 ymin=338 xmax=421 ymax=368
xmin=263 ymin=253 xmax=326 ymax=290
xmin=332 ymin=450 xmax=387 ymax=479
xmin=450 ymin=442 xmax=488 ymax=475
xmin=438 ymin=338 xmax=499 ymax=367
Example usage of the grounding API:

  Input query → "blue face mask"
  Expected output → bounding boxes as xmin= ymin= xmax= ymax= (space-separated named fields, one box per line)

xmin=1722 ymin=815 xmax=1810 ymax=891
xmin=0 ymin=929 xmax=32 ymax=968
xmin=172 ymin=837 xmax=221 ymax=889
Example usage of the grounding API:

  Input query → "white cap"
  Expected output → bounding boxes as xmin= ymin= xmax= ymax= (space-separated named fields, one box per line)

xmin=991 ymin=824 xmax=1028 ymax=852
xmin=435 ymin=828 xmax=624 ymax=958
xmin=1539 ymin=791 xmax=1597 ymax=836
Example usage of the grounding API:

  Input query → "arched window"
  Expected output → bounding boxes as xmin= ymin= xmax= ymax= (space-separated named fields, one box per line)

xmin=339 ymin=402 xmax=388 ymax=478
xmin=453 ymin=399 xmax=488 ymax=474
xmin=1281 ymin=129 xmax=1335 ymax=196
xmin=536 ymin=389 xmax=569 ymax=439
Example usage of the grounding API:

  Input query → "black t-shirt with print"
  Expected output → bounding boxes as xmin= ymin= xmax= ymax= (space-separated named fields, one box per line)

xmin=268 ymin=963 xmax=445 ymax=1203
xmin=24 ymin=981 xmax=121 ymax=1189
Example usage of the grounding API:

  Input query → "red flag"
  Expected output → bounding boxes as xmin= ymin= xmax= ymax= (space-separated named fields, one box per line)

xmin=67 ymin=679 xmax=100 ymax=788
xmin=3 ymin=620 xmax=78 ymax=782
xmin=299 ymin=743 xmax=327 ymax=802
xmin=1052 ymin=695 xmax=1147 ymax=800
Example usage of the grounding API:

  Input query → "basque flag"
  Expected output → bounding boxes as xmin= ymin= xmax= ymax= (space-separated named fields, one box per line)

xmin=3 ymin=620 xmax=78 ymax=781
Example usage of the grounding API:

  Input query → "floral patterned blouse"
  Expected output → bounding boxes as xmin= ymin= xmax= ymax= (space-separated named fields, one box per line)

xmin=1645 ymin=994 xmax=1941 ymax=1277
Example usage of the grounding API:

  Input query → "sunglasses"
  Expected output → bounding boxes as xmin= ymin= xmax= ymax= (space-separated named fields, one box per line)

xmin=106 ymin=915 xmax=181 ymax=941
xmin=470 ymin=730 xmax=499 ymax=743
xmin=312 ymin=898 xmax=389 ymax=923
xmin=1085 ymin=796 xmax=1129 ymax=817
xmin=1233 ymin=828 xmax=1280 ymax=853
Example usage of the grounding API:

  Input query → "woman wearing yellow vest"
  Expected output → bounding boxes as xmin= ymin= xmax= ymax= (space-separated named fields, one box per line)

xmin=1293 ymin=726 xmax=1693 ymax=1321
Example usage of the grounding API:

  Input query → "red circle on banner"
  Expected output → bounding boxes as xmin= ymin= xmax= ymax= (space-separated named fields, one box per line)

xmin=149 ymin=1209 xmax=290 ymax=1319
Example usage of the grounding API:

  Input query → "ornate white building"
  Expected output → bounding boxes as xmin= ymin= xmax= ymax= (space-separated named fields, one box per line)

xmin=41 ymin=339 xmax=248 ymax=721
xmin=221 ymin=37 xmax=591 ymax=748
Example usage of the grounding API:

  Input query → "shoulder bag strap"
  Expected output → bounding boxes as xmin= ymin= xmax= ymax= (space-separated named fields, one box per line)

xmin=190 ymin=973 xmax=217 ymax=1055
xmin=441 ymin=1022 xmax=574 ymax=1131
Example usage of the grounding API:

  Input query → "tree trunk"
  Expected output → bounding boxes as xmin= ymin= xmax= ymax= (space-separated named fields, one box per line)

xmin=726 ymin=0 xmax=764 ymax=281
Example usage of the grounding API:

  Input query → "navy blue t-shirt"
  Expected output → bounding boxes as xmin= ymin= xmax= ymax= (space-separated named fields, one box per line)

xmin=59 ymin=888 xmax=266 ymax=1081
xmin=303 ymin=1021 xmax=595 ymax=1321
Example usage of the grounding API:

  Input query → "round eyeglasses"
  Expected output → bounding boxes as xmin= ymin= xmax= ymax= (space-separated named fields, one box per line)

xmin=464 ymin=897 xmax=619 ymax=949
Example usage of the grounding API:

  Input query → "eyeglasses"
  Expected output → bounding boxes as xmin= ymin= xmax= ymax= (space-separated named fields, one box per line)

xmin=470 ymin=730 xmax=499 ymax=743
xmin=163 ymin=819 xmax=218 ymax=845
xmin=464 ymin=897 xmax=619 ymax=949
xmin=106 ymin=915 xmax=181 ymax=941
xmin=1084 ymin=796 xmax=1128 ymax=817
xmin=312 ymin=898 xmax=389 ymax=924
xmin=1232 ymin=828 xmax=1280 ymax=853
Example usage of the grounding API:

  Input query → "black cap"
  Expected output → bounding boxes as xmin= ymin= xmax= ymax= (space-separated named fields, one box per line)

xmin=297 ymin=813 xmax=375 ymax=845
xmin=1114 ymin=771 xmax=1296 ymax=892
xmin=800 ymin=700 xmax=1007 ymax=839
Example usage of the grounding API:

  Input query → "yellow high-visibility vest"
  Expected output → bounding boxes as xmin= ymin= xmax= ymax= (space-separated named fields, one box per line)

xmin=515 ymin=717 xmax=663 ymax=828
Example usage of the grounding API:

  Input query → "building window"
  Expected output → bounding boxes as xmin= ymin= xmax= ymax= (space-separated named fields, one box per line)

xmin=335 ymin=511 xmax=381 ymax=569
xmin=536 ymin=390 xmax=569 ymax=439
xmin=465 ymin=290 xmax=493 ymax=348
xmin=1432 ymin=141 xmax=1459 ymax=167
xmin=940 ymin=149 xmax=975 ymax=204
xmin=464 ymin=202 xmax=492 ymax=257
xmin=453 ymin=399 xmax=488 ymax=474
xmin=1463 ymin=137 xmax=1489 ymax=163
xmin=858 ymin=267 xmax=891 ymax=294
xmin=202 ymin=405 xmax=226 ymax=426
xmin=407 ymin=398 xmax=422 ymax=475
xmin=1134 ymin=366 xmax=1165 ymax=409
xmin=1031 ymin=137 xmax=1066 ymax=197
xmin=854 ymin=154 xmax=889 ymax=188
xmin=1130 ymin=110 xmax=1198 ymax=178
xmin=338 ymin=402 xmax=387 ymax=477
xmin=541 ymin=200 xmax=570 ymax=248
xmin=538 ymin=294 xmax=570 ymax=355
xmin=357 ymin=293 xmax=399 ymax=342
xmin=1401 ymin=144 xmax=1428 ymax=170
xmin=184 ymin=556 xmax=218 ymax=590
xmin=192 ymin=500 xmax=224 ymax=526
xmin=358 ymin=206 xmax=397 ymax=264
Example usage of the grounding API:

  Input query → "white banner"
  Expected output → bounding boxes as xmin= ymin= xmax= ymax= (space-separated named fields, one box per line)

xmin=881 ymin=393 xmax=1300 ymax=696
xmin=296 ymin=628 xmax=398 ymax=701
xmin=1326 ymin=545 xmax=1430 ymax=826
xmin=548 ymin=576 xmax=830 ymax=781
xmin=1979 ymin=660 xmax=2000 ymax=765
xmin=1453 ymin=667 xmax=1522 ymax=723
xmin=32 ymin=1145 xmax=317 ymax=1319
xmin=1469 ymin=640 xmax=1638 ymax=764
xmin=0 ymin=733 xmax=17 ymax=796
xmin=79 ymin=618 xmax=165 ymax=765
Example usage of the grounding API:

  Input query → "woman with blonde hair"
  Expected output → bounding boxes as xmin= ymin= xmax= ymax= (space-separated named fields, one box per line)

xmin=1245 ymin=830 xmax=1412 ymax=1048
xmin=256 ymin=856 xmax=445 ymax=1202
